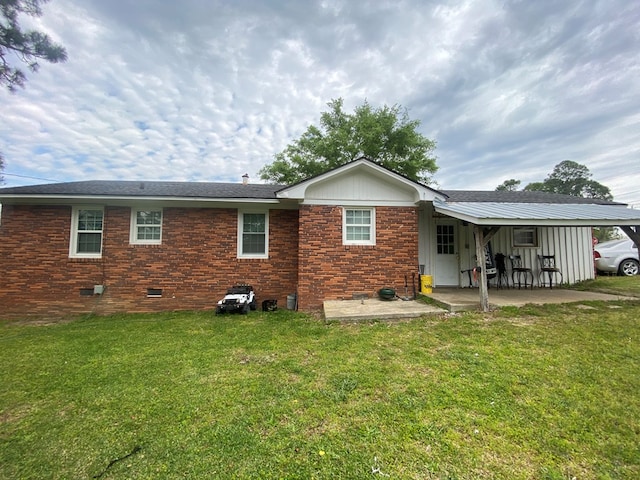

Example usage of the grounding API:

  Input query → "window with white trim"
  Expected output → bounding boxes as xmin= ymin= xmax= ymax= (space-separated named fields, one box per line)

xmin=513 ymin=227 xmax=538 ymax=247
xmin=70 ymin=207 xmax=104 ymax=258
xmin=343 ymin=208 xmax=375 ymax=245
xmin=238 ymin=211 xmax=268 ymax=258
xmin=130 ymin=209 xmax=163 ymax=244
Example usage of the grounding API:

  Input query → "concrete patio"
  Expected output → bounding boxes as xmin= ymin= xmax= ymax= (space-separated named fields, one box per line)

xmin=323 ymin=296 xmax=447 ymax=321
xmin=323 ymin=287 xmax=635 ymax=321
xmin=428 ymin=287 xmax=634 ymax=312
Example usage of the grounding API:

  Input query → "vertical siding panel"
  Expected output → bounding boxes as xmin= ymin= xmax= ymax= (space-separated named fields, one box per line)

xmin=573 ymin=227 xmax=583 ymax=283
xmin=583 ymin=227 xmax=596 ymax=281
xmin=494 ymin=227 xmax=509 ymax=258
xmin=555 ymin=227 xmax=565 ymax=283
xmin=564 ymin=227 xmax=575 ymax=284
xmin=460 ymin=222 xmax=473 ymax=272
xmin=539 ymin=227 xmax=561 ymax=285
xmin=536 ymin=226 xmax=593 ymax=285
xmin=566 ymin=227 xmax=574 ymax=284
xmin=563 ymin=226 xmax=592 ymax=284
xmin=572 ymin=227 xmax=582 ymax=283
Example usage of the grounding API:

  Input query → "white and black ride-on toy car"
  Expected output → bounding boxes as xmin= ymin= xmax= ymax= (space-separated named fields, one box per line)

xmin=215 ymin=284 xmax=257 ymax=314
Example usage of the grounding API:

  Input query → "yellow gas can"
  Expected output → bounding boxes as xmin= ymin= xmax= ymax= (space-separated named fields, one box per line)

xmin=420 ymin=275 xmax=433 ymax=294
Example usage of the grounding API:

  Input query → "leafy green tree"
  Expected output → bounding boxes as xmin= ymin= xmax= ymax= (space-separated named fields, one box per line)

xmin=524 ymin=160 xmax=612 ymax=200
xmin=1 ymin=0 xmax=67 ymax=92
xmin=495 ymin=179 xmax=521 ymax=191
xmin=259 ymin=98 xmax=437 ymax=184
xmin=522 ymin=181 xmax=544 ymax=192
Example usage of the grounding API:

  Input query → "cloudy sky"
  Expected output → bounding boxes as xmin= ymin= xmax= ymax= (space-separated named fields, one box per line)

xmin=1 ymin=0 xmax=639 ymax=206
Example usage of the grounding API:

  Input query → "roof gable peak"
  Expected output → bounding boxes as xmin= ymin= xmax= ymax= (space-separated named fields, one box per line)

xmin=277 ymin=156 xmax=444 ymax=203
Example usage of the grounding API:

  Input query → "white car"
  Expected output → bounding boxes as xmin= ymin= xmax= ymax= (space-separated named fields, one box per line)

xmin=594 ymin=239 xmax=639 ymax=276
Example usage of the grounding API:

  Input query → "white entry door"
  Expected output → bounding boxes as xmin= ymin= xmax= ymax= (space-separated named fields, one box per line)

xmin=435 ymin=222 xmax=459 ymax=286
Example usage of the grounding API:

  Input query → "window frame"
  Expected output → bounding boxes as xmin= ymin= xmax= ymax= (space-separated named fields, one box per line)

xmin=512 ymin=226 xmax=538 ymax=248
xmin=69 ymin=206 xmax=104 ymax=258
xmin=343 ymin=207 xmax=376 ymax=246
xmin=130 ymin=208 xmax=163 ymax=245
xmin=237 ymin=210 xmax=269 ymax=259
xmin=436 ymin=224 xmax=456 ymax=254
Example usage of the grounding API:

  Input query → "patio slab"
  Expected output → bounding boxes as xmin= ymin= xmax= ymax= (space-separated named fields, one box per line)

xmin=323 ymin=288 xmax=636 ymax=320
xmin=323 ymin=297 xmax=446 ymax=321
xmin=429 ymin=287 xmax=635 ymax=312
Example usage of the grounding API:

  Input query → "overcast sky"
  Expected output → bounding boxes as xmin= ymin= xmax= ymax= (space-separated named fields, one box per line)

xmin=1 ymin=0 xmax=639 ymax=206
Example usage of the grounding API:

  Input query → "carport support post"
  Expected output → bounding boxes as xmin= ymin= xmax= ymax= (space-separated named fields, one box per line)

xmin=473 ymin=224 xmax=490 ymax=312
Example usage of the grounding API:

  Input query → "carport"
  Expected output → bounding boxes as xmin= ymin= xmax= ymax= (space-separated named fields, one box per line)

xmin=432 ymin=199 xmax=640 ymax=311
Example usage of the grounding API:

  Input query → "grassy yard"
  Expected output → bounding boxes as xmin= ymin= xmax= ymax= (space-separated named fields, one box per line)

xmin=1 ymin=280 xmax=639 ymax=479
xmin=572 ymin=274 xmax=640 ymax=297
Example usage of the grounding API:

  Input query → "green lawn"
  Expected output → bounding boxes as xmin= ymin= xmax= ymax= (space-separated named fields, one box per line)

xmin=1 ymin=284 xmax=639 ymax=478
xmin=572 ymin=274 xmax=640 ymax=297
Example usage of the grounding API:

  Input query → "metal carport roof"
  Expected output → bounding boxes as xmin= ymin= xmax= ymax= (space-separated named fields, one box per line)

xmin=433 ymin=200 xmax=640 ymax=226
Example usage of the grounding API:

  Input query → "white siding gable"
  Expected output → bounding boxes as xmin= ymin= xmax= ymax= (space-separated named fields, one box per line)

xmin=277 ymin=158 xmax=444 ymax=206
xmin=305 ymin=169 xmax=416 ymax=205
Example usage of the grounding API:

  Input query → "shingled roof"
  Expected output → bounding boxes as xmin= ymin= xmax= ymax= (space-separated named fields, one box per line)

xmin=0 ymin=180 xmax=626 ymax=206
xmin=0 ymin=180 xmax=285 ymax=199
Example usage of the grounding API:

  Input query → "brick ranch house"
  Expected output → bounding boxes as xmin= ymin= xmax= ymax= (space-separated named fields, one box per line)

xmin=1 ymin=157 xmax=639 ymax=318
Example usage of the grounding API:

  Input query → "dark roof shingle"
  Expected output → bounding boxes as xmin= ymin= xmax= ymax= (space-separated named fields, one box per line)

xmin=0 ymin=180 xmax=285 ymax=199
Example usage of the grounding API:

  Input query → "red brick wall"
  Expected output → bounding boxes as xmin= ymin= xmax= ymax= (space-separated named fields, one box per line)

xmin=0 ymin=205 xmax=298 ymax=319
xmin=297 ymin=205 xmax=419 ymax=310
